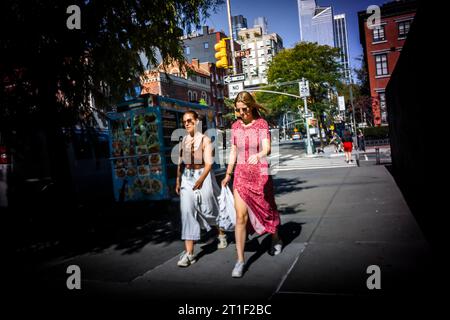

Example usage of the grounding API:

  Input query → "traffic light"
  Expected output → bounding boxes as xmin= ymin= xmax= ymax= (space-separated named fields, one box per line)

xmin=214 ymin=39 xmax=228 ymax=69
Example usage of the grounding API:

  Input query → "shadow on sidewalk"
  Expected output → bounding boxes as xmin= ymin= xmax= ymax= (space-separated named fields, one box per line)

xmin=244 ymin=222 xmax=304 ymax=272
xmin=11 ymin=200 xmax=182 ymax=265
xmin=274 ymin=177 xmax=316 ymax=195
xmin=278 ymin=203 xmax=306 ymax=215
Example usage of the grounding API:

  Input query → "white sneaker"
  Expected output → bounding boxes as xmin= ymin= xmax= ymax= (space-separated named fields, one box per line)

xmin=217 ymin=234 xmax=228 ymax=249
xmin=177 ymin=252 xmax=196 ymax=267
xmin=232 ymin=261 xmax=245 ymax=278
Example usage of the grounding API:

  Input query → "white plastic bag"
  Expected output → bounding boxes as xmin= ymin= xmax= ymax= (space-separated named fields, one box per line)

xmin=216 ymin=186 xmax=236 ymax=231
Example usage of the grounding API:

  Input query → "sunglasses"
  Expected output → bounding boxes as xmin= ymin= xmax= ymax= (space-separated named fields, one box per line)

xmin=235 ymin=107 xmax=250 ymax=113
xmin=183 ymin=119 xmax=195 ymax=125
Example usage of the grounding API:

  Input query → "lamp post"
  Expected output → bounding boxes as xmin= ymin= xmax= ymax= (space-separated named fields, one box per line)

xmin=226 ymin=0 xmax=237 ymax=75
xmin=348 ymin=75 xmax=358 ymax=149
xmin=299 ymin=78 xmax=313 ymax=155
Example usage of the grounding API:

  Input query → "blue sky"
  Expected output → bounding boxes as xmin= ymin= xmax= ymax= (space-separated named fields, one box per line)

xmin=203 ymin=0 xmax=388 ymax=70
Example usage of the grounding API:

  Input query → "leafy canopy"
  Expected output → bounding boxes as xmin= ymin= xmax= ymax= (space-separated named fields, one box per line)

xmin=256 ymin=42 xmax=342 ymax=123
xmin=1 ymin=0 xmax=224 ymax=129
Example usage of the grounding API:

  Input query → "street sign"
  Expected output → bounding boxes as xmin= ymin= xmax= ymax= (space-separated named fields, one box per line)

xmin=299 ymin=80 xmax=310 ymax=98
xmin=338 ymin=96 xmax=346 ymax=111
xmin=309 ymin=127 xmax=318 ymax=135
xmin=224 ymin=74 xmax=245 ymax=84
xmin=228 ymin=82 xmax=244 ymax=99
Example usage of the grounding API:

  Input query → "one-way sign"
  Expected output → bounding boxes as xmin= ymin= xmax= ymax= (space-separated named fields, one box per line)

xmin=224 ymin=74 xmax=245 ymax=84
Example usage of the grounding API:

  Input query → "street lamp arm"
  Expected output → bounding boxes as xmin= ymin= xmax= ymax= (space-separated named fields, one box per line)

xmin=245 ymin=89 xmax=302 ymax=99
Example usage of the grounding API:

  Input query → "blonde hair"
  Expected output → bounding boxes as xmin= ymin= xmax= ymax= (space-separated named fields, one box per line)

xmin=234 ymin=91 xmax=267 ymax=118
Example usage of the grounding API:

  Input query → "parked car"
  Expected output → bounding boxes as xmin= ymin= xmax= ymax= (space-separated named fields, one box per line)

xmin=292 ymin=134 xmax=301 ymax=140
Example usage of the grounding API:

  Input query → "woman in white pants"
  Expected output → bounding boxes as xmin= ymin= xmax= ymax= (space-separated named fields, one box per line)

xmin=175 ymin=111 xmax=226 ymax=267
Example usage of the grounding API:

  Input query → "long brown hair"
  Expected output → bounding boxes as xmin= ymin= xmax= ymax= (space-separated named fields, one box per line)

xmin=234 ymin=91 xmax=267 ymax=119
xmin=183 ymin=110 xmax=199 ymax=120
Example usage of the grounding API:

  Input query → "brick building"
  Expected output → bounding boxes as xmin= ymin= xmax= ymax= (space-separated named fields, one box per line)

xmin=358 ymin=0 xmax=417 ymax=126
xmin=140 ymin=58 xmax=226 ymax=127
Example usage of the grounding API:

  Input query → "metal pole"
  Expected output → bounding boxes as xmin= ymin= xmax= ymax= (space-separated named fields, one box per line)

xmin=303 ymin=96 xmax=312 ymax=155
xmin=226 ymin=0 xmax=237 ymax=75
xmin=297 ymin=78 xmax=313 ymax=155
xmin=349 ymin=77 xmax=358 ymax=149
xmin=300 ymin=78 xmax=313 ymax=155
xmin=245 ymin=89 xmax=302 ymax=99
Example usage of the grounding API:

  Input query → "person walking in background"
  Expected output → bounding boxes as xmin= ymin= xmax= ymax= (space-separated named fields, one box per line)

xmin=175 ymin=110 xmax=226 ymax=268
xmin=330 ymin=131 xmax=343 ymax=153
xmin=357 ymin=129 xmax=366 ymax=152
xmin=342 ymin=130 xmax=354 ymax=163
xmin=221 ymin=91 xmax=282 ymax=278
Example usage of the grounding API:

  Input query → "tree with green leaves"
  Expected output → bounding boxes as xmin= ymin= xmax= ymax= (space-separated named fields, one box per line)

xmin=0 ymin=0 xmax=223 ymax=206
xmin=1 ymin=0 xmax=223 ymax=126
xmin=255 ymin=42 xmax=342 ymax=147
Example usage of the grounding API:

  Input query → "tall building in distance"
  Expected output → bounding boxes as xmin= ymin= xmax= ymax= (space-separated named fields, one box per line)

xmin=238 ymin=27 xmax=283 ymax=87
xmin=298 ymin=0 xmax=316 ymax=43
xmin=253 ymin=17 xmax=268 ymax=35
xmin=311 ymin=6 xmax=334 ymax=47
xmin=358 ymin=0 xmax=417 ymax=126
xmin=232 ymin=15 xmax=248 ymax=41
xmin=297 ymin=0 xmax=334 ymax=47
xmin=298 ymin=1 xmax=350 ymax=81
xmin=334 ymin=14 xmax=351 ymax=81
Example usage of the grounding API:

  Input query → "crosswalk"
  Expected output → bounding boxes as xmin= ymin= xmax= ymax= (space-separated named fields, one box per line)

xmin=214 ymin=152 xmax=360 ymax=174
xmin=269 ymin=153 xmax=357 ymax=171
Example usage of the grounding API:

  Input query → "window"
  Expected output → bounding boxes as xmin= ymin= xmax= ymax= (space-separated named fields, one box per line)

xmin=398 ymin=21 xmax=411 ymax=38
xmin=373 ymin=25 xmax=385 ymax=42
xmin=201 ymin=77 xmax=206 ymax=84
xmin=193 ymin=92 xmax=197 ymax=101
xmin=188 ymin=91 xmax=192 ymax=101
xmin=190 ymin=75 xmax=197 ymax=82
xmin=185 ymin=46 xmax=190 ymax=55
xmin=204 ymin=42 xmax=209 ymax=49
xmin=375 ymin=54 xmax=388 ymax=76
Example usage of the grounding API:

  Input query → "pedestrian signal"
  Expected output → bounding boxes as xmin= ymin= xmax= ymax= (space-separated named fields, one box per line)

xmin=214 ymin=39 xmax=228 ymax=68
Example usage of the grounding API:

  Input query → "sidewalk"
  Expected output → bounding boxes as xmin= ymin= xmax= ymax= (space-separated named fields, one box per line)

xmin=12 ymin=164 xmax=437 ymax=312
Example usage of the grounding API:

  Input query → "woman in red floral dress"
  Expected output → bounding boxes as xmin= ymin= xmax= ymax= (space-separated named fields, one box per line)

xmin=222 ymin=91 xmax=282 ymax=278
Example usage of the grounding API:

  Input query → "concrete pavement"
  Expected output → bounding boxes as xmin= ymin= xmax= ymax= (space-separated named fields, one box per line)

xmin=11 ymin=162 xmax=439 ymax=315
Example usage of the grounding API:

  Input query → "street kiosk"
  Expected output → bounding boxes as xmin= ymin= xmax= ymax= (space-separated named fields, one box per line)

xmin=107 ymin=94 xmax=215 ymax=202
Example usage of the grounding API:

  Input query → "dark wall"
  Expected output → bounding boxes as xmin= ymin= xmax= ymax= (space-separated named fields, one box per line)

xmin=386 ymin=1 xmax=444 ymax=250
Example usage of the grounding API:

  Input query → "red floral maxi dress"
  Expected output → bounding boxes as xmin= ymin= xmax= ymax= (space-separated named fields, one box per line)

xmin=231 ymin=118 xmax=280 ymax=235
